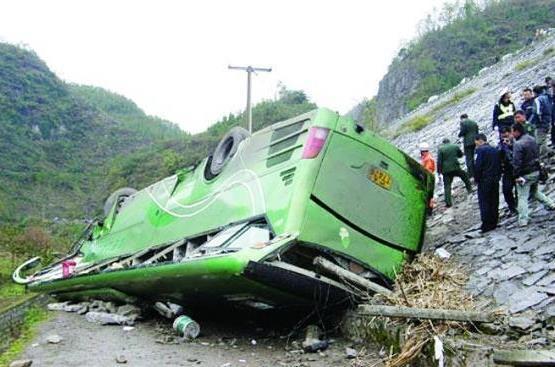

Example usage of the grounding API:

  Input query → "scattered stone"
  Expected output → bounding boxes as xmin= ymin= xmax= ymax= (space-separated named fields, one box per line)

xmin=62 ymin=304 xmax=84 ymax=313
xmin=46 ymin=334 xmax=63 ymax=344
xmin=508 ymin=316 xmax=536 ymax=330
xmin=122 ymin=326 xmax=135 ymax=331
xmin=434 ymin=248 xmax=451 ymax=260
xmin=47 ymin=302 xmax=68 ymax=311
xmin=528 ymin=261 xmax=548 ymax=273
xmin=509 ymin=290 xmax=549 ymax=314
xmin=302 ymin=325 xmax=328 ymax=353
xmin=523 ymin=270 xmax=549 ymax=286
xmin=115 ymin=355 xmax=127 ymax=364
xmin=116 ymin=304 xmax=141 ymax=318
xmin=493 ymin=282 xmax=520 ymax=305
xmin=9 ymin=360 xmax=32 ymax=367
xmin=345 ymin=347 xmax=358 ymax=359
xmin=537 ymin=273 xmax=555 ymax=286
xmin=490 ymin=265 xmax=526 ymax=281
xmin=85 ymin=311 xmax=134 ymax=325
xmin=535 ymin=244 xmax=555 ymax=257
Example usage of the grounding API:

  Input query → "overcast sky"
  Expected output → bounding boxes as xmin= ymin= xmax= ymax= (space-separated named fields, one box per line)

xmin=0 ymin=0 xmax=446 ymax=133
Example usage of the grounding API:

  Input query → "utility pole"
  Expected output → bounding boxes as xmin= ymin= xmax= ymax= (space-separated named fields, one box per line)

xmin=228 ymin=65 xmax=272 ymax=133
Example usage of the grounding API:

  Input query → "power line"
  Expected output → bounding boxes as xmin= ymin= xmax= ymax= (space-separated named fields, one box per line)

xmin=228 ymin=65 xmax=272 ymax=133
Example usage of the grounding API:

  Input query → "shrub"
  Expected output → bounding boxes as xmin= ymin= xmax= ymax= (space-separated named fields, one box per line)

xmin=514 ymin=59 xmax=538 ymax=71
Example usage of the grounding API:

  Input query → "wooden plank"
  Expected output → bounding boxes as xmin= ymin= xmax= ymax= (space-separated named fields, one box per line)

xmin=493 ymin=349 xmax=555 ymax=366
xmin=357 ymin=304 xmax=495 ymax=323
xmin=313 ymin=256 xmax=393 ymax=296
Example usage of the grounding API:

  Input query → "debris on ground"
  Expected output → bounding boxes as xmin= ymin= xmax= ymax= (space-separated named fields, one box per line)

xmin=8 ymin=360 xmax=33 ymax=367
xmin=301 ymin=325 xmax=329 ymax=353
xmin=85 ymin=311 xmax=136 ymax=326
xmin=345 ymin=347 xmax=358 ymax=359
xmin=46 ymin=335 xmax=63 ymax=344
xmin=115 ymin=354 xmax=128 ymax=364
xmin=173 ymin=314 xmax=200 ymax=339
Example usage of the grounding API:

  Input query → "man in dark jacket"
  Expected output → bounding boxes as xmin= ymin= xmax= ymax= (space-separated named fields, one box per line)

xmin=458 ymin=113 xmax=479 ymax=177
xmin=520 ymin=88 xmax=539 ymax=125
xmin=474 ymin=133 xmax=501 ymax=232
xmin=493 ymin=90 xmax=515 ymax=139
xmin=532 ymin=85 xmax=553 ymax=157
xmin=498 ymin=127 xmax=517 ymax=215
xmin=437 ymin=138 xmax=472 ymax=207
xmin=511 ymin=123 xmax=555 ymax=227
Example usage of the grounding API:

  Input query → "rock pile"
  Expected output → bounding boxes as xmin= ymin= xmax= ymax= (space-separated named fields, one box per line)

xmin=47 ymin=300 xmax=141 ymax=325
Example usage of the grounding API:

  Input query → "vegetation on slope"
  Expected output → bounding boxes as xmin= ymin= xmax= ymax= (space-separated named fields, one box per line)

xmin=0 ymin=42 xmax=316 ymax=221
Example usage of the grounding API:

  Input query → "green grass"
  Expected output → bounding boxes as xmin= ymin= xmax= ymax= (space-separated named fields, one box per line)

xmin=544 ymin=47 xmax=555 ymax=57
xmin=393 ymin=88 xmax=477 ymax=138
xmin=514 ymin=58 xmax=539 ymax=71
xmin=0 ymin=256 xmax=28 ymax=311
xmin=430 ymin=88 xmax=477 ymax=114
xmin=0 ymin=307 xmax=48 ymax=367
xmin=394 ymin=115 xmax=433 ymax=138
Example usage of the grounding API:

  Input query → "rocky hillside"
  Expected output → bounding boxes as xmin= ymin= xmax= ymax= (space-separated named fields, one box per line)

xmin=374 ymin=0 xmax=555 ymax=125
xmin=387 ymin=32 xmax=555 ymax=318
xmin=387 ymin=31 xmax=555 ymax=156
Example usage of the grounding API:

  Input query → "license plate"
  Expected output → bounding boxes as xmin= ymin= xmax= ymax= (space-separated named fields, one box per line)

xmin=369 ymin=168 xmax=392 ymax=190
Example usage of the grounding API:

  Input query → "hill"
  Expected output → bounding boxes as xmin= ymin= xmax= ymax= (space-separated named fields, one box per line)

xmin=0 ymin=43 xmax=316 ymax=220
xmin=373 ymin=0 xmax=555 ymax=125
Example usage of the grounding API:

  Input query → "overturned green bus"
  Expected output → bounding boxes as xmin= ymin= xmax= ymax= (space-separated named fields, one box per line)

xmin=14 ymin=108 xmax=434 ymax=309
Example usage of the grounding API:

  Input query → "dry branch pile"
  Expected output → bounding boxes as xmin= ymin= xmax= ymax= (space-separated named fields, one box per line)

xmin=363 ymin=254 xmax=481 ymax=367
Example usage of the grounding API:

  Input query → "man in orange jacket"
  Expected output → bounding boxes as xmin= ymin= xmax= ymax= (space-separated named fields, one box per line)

xmin=419 ymin=142 xmax=436 ymax=174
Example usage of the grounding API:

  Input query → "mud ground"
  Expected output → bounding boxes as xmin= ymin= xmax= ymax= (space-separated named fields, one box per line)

xmin=20 ymin=309 xmax=376 ymax=367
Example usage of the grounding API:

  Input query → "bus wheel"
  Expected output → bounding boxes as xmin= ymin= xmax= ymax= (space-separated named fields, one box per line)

xmin=206 ymin=127 xmax=250 ymax=179
xmin=103 ymin=187 xmax=137 ymax=217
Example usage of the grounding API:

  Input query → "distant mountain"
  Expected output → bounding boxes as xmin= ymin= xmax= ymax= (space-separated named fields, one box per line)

xmin=0 ymin=43 xmax=315 ymax=220
xmin=373 ymin=0 xmax=555 ymax=125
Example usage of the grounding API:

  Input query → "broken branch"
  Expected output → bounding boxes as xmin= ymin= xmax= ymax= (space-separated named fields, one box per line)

xmin=357 ymin=304 xmax=495 ymax=323
xmin=313 ymin=256 xmax=393 ymax=297
xmin=492 ymin=349 xmax=555 ymax=366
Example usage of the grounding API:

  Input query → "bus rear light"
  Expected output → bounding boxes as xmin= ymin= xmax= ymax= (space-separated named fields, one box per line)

xmin=302 ymin=127 xmax=329 ymax=159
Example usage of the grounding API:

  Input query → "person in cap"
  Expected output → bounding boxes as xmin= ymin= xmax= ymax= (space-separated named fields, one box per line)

xmin=493 ymin=89 xmax=515 ymax=139
xmin=419 ymin=142 xmax=436 ymax=174
xmin=474 ymin=133 xmax=501 ymax=232
xmin=437 ymin=138 xmax=472 ymax=207
xmin=511 ymin=123 xmax=555 ymax=227
xmin=458 ymin=113 xmax=479 ymax=177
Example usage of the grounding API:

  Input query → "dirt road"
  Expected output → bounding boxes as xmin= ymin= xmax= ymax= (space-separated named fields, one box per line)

xmin=20 ymin=310 xmax=366 ymax=367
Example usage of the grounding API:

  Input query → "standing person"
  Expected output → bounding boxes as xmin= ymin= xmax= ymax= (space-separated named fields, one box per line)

xmin=532 ymin=85 xmax=553 ymax=157
xmin=419 ymin=142 xmax=436 ymax=174
xmin=474 ymin=133 xmax=501 ymax=232
xmin=458 ymin=113 xmax=479 ymax=177
xmin=493 ymin=89 xmax=516 ymax=139
xmin=498 ymin=127 xmax=517 ymax=215
xmin=520 ymin=88 xmax=538 ymax=125
xmin=437 ymin=138 xmax=472 ymax=207
xmin=514 ymin=110 xmax=534 ymax=135
xmin=546 ymin=77 xmax=555 ymax=146
xmin=511 ymin=123 xmax=555 ymax=227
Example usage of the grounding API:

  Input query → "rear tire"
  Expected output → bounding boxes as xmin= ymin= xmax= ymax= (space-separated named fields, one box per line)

xmin=206 ymin=127 xmax=250 ymax=179
xmin=103 ymin=187 xmax=137 ymax=217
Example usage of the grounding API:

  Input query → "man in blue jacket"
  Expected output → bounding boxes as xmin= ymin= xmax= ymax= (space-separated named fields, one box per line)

xmin=474 ymin=133 xmax=501 ymax=233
